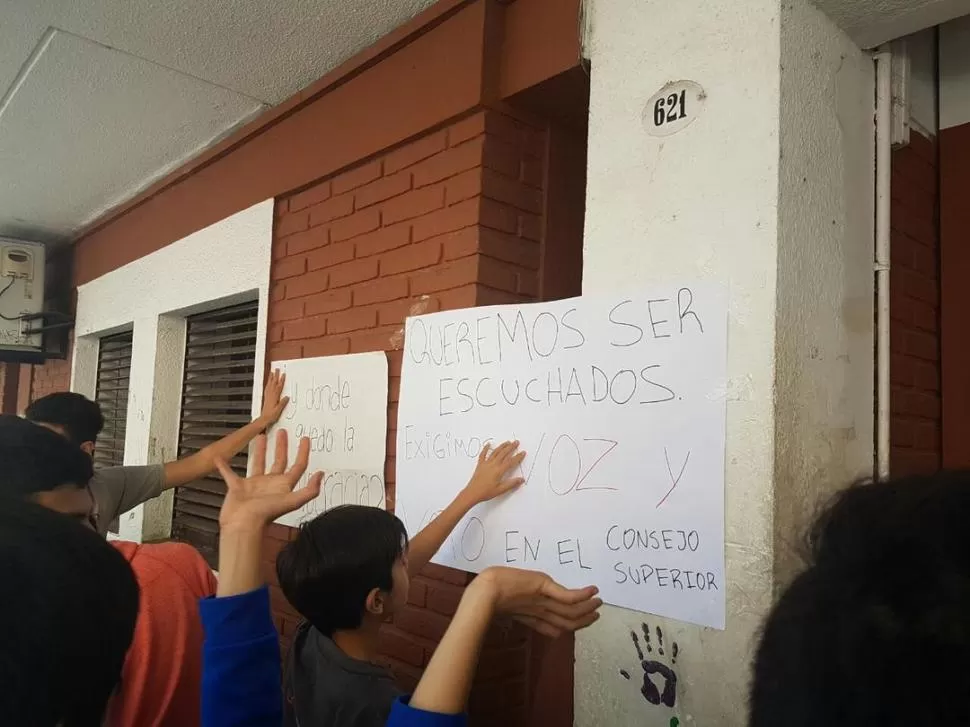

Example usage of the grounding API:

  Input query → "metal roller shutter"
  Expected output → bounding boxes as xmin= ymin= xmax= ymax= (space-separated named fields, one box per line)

xmin=94 ymin=331 xmax=133 ymax=534
xmin=173 ymin=300 xmax=258 ymax=565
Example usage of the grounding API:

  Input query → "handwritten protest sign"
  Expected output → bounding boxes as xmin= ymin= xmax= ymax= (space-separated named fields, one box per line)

xmin=395 ymin=287 xmax=727 ymax=628
xmin=269 ymin=352 xmax=388 ymax=528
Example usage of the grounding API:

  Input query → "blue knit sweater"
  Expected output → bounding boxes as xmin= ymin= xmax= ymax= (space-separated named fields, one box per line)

xmin=199 ymin=586 xmax=466 ymax=727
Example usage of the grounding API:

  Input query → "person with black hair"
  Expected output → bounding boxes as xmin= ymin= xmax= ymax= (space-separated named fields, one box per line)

xmin=277 ymin=505 xmax=409 ymax=726
xmin=0 ymin=413 xmax=217 ymax=727
xmin=750 ymin=471 xmax=970 ymax=726
xmin=24 ymin=370 xmax=290 ymax=535
xmin=0 ymin=496 xmax=140 ymax=726
xmin=275 ymin=441 xmax=526 ymax=727
xmin=201 ymin=430 xmax=601 ymax=727
xmin=24 ymin=390 xmax=105 ymax=447
xmin=0 ymin=413 xmax=98 ymax=527
xmin=0 ymin=424 xmax=597 ymax=727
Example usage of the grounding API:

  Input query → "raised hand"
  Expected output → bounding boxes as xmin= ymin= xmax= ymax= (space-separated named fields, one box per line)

xmin=461 ymin=441 xmax=527 ymax=506
xmin=259 ymin=369 xmax=290 ymax=425
xmin=473 ymin=566 xmax=602 ymax=638
xmin=216 ymin=429 xmax=322 ymax=531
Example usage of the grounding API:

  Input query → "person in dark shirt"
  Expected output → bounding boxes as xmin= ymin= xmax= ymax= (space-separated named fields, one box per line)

xmin=750 ymin=471 xmax=970 ymax=726
xmin=201 ymin=429 xmax=599 ymax=727
xmin=280 ymin=507 xmax=407 ymax=725
xmin=276 ymin=441 xmax=526 ymax=727
xmin=0 ymin=497 xmax=139 ymax=725
xmin=0 ymin=414 xmax=217 ymax=727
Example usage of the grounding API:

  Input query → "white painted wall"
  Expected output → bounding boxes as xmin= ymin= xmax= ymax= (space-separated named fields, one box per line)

xmin=71 ymin=198 xmax=273 ymax=541
xmin=578 ymin=0 xmax=873 ymax=724
xmin=819 ymin=0 xmax=970 ymax=49
xmin=940 ymin=14 xmax=970 ymax=130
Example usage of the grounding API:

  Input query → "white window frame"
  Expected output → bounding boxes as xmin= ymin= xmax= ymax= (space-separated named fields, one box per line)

xmin=71 ymin=199 xmax=273 ymax=543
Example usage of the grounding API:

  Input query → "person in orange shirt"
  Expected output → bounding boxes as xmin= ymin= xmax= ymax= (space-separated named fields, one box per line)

xmin=0 ymin=414 xmax=215 ymax=727
xmin=106 ymin=540 xmax=217 ymax=727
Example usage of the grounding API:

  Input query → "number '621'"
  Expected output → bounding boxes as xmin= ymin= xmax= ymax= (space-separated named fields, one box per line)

xmin=653 ymin=90 xmax=687 ymax=127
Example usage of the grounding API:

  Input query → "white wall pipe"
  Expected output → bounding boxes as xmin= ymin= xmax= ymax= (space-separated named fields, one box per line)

xmin=875 ymin=49 xmax=892 ymax=481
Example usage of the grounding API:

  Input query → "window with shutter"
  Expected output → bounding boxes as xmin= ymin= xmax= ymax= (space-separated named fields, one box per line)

xmin=94 ymin=331 xmax=133 ymax=534
xmin=173 ymin=300 xmax=258 ymax=566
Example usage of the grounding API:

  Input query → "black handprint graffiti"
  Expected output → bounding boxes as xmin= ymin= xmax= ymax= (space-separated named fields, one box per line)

xmin=619 ymin=622 xmax=679 ymax=708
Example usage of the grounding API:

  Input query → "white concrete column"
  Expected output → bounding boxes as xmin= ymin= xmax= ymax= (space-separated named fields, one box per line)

xmin=113 ymin=315 xmax=156 ymax=541
xmin=578 ymin=0 xmax=875 ymax=724
xmin=139 ymin=314 xmax=188 ymax=541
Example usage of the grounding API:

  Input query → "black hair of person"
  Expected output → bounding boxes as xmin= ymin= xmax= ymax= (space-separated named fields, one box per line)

xmin=0 ymin=414 xmax=94 ymax=496
xmin=750 ymin=471 xmax=970 ymax=726
xmin=0 ymin=496 xmax=139 ymax=726
xmin=277 ymin=505 xmax=409 ymax=636
xmin=24 ymin=391 xmax=105 ymax=447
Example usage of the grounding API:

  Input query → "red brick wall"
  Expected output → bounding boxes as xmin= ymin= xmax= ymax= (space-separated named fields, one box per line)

xmin=30 ymin=359 xmax=72 ymax=402
xmin=23 ymin=333 xmax=74 ymax=405
xmin=0 ymin=363 xmax=24 ymax=414
xmin=0 ymin=351 xmax=72 ymax=414
xmin=264 ymin=109 xmax=547 ymax=725
xmin=0 ymin=365 xmax=9 ymax=413
xmin=941 ymin=120 xmax=970 ymax=469
xmin=890 ymin=131 xmax=941 ymax=475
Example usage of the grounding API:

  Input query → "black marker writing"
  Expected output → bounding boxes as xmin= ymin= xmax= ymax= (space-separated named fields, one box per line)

xmin=561 ymin=307 xmax=586 ymax=349
xmin=436 ymin=365 xmax=677 ymax=414
xmin=647 ymin=299 xmax=671 ymax=339
xmin=498 ymin=310 xmax=533 ymax=362
xmin=606 ymin=527 xmax=700 ymax=552
xmin=677 ymin=287 xmax=704 ymax=334
xmin=460 ymin=517 xmax=486 ymax=561
xmin=455 ymin=321 xmax=474 ymax=364
xmin=639 ymin=366 xmax=677 ymax=405
xmin=609 ymin=300 xmax=644 ymax=347
xmin=557 ymin=538 xmax=593 ymax=570
xmin=614 ymin=563 xmax=718 ymax=591
xmin=505 ymin=530 xmax=542 ymax=563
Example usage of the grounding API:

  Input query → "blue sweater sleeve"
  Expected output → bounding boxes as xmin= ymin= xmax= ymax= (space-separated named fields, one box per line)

xmin=200 ymin=586 xmax=282 ymax=727
xmin=387 ymin=697 xmax=467 ymax=727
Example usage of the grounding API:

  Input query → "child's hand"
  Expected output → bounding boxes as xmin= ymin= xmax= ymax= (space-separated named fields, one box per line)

xmin=471 ymin=566 xmax=602 ymax=638
xmin=216 ymin=429 xmax=323 ymax=531
xmin=461 ymin=441 xmax=526 ymax=506
xmin=259 ymin=369 xmax=290 ymax=425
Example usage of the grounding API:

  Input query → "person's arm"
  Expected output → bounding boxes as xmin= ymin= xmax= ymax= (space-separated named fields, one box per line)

xmin=200 ymin=587 xmax=280 ymax=727
xmin=406 ymin=581 xmax=492 ymax=715
xmin=388 ymin=567 xmax=602 ymax=725
xmin=163 ymin=370 xmax=290 ymax=490
xmin=200 ymin=429 xmax=323 ymax=727
xmin=407 ymin=442 xmax=525 ymax=576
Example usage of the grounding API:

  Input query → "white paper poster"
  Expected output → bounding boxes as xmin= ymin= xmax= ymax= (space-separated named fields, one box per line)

xmin=269 ymin=352 xmax=388 ymax=528
xmin=395 ymin=286 xmax=727 ymax=628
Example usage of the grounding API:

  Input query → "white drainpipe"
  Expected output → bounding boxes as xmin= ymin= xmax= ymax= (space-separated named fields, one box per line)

xmin=875 ymin=48 xmax=892 ymax=481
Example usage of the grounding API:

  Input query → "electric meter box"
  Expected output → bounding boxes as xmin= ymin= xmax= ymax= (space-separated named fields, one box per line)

xmin=0 ymin=239 xmax=46 ymax=354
